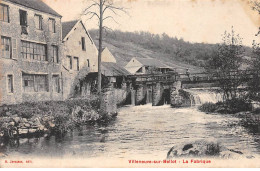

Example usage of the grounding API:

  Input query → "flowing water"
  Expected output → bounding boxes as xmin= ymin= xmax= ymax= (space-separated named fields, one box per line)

xmin=0 ymin=89 xmax=259 ymax=160
xmin=185 ymin=88 xmax=223 ymax=105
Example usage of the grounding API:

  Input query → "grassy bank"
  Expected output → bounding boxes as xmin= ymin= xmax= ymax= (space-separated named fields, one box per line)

xmin=0 ymin=97 xmax=116 ymax=140
xmin=198 ymin=98 xmax=259 ymax=134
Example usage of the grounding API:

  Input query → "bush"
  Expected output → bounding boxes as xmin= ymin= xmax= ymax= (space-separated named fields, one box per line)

xmin=199 ymin=98 xmax=252 ymax=114
xmin=240 ymin=113 xmax=260 ymax=134
xmin=224 ymin=98 xmax=252 ymax=114
xmin=199 ymin=102 xmax=218 ymax=113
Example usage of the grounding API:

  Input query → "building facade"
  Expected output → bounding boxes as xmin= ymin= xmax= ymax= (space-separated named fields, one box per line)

xmin=101 ymin=47 xmax=117 ymax=63
xmin=0 ymin=0 xmax=63 ymax=105
xmin=61 ymin=20 xmax=98 ymax=99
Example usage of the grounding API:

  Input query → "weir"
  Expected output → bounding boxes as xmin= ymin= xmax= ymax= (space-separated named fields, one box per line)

xmin=184 ymin=89 xmax=223 ymax=106
xmin=123 ymin=69 xmax=258 ymax=107
xmin=128 ymin=82 xmax=223 ymax=107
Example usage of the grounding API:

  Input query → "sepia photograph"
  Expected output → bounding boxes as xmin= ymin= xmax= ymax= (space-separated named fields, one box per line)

xmin=0 ymin=0 xmax=259 ymax=168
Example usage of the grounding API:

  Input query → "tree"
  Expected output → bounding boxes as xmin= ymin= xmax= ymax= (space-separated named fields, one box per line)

xmin=248 ymin=0 xmax=260 ymax=100
xmin=252 ymin=0 xmax=260 ymax=36
xmin=83 ymin=0 xmax=127 ymax=95
xmin=206 ymin=27 xmax=245 ymax=100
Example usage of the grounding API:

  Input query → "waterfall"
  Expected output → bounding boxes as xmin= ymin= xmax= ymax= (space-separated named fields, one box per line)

xmin=184 ymin=89 xmax=223 ymax=106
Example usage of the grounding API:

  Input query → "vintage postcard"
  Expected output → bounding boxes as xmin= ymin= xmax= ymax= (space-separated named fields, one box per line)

xmin=0 ymin=0 xmax=259 ymax=168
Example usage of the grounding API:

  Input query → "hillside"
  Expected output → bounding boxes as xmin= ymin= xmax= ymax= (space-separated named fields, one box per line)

xmin=89 ymin=30 xmax=253 ymax=74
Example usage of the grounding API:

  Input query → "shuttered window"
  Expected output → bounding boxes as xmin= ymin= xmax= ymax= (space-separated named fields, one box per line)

xmin=74 ymin=57 xmax=79 ymax=71
xmin=35 ymin=14 xmax=42 ymax=30
xmin=49 ymin=18 xmax=56 ymax=33
xmin=0 ymin=4 xmax=9 ymax=22
xmin=51 ymin=45 xmax=58 ymax=63
xmin=0 ymin=36 xmax=11 ymax=59
xmin=52 ymin=75 xmax=60 ymax=93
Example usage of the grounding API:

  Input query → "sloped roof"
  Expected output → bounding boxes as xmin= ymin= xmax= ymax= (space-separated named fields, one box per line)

xmin=125 ymin=66 xmax=142 ymax=74
xmin=6 ymin=0 xmax=61 ymax=17
xmin=135 ymin=57 xmax=171 ymax=68
xmin=62 ymin=20 xmax=78 ymax=39
xmin=102 ymin=62 xmax=130 ymax=76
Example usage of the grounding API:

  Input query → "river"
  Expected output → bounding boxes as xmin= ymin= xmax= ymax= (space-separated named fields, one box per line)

xmin=0 ymin=89 xmax=259 ymax=160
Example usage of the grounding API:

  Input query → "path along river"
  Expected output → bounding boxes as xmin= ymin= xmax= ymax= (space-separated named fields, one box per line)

xmin=0 ymin=89 xmax=259 ymax=160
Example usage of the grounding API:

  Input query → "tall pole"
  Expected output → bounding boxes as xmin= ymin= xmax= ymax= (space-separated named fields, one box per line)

xmin=98 ymin=0 xmax=103 ymax=96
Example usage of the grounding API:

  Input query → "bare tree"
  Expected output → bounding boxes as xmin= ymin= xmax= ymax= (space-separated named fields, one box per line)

xmin=82 ymin=0 xmax=127 ymax=96
xmin=251 ymin=0 xmax=260 ymax=36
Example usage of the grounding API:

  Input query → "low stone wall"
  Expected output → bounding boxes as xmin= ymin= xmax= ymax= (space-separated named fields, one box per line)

xmin=115 ymin=88 xmax=128 ymax=106
xmin=100 ymin=87 xmax=117 ymax=117
xmin=0 ymin=114 xmax=54 ymax=138
xmin=0 ymin=99 xmax=101 ymax=140
xmin=170 ymin=81 xmax=192 ymax=107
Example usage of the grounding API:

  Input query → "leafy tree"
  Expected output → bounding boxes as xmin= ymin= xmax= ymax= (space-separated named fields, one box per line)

xmin=206 ymin=27 xmax=245 ymax=100
xmin=248 ymin=0 xmax=260 ymax=100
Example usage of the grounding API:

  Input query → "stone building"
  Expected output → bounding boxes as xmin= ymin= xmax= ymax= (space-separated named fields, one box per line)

xmin=61 ymin=19 xmax=98 ymax=99
xmin=0 ymin=0 xmax=63 ymax=105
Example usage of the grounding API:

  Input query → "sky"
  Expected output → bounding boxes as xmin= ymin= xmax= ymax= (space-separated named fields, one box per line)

xmin=43 ymin=0 xmax=260 ymax=46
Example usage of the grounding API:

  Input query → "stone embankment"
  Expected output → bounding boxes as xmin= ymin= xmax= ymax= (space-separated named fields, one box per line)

xmin=0 ymin=88 xmax=118 ymax=140
xmin=0 ymin=104 xmax=102 ymax=139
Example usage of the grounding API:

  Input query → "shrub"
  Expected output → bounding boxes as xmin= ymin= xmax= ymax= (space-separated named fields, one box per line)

xmin=224 ymin=98 xmax=252 ymax=114
xmin=199 ymin=102 xmax=218 ymax=113
xmin=205 ymin=142 xmax=221 ymax=156
xmin=240 ymin=113 xmax=260 ymax=134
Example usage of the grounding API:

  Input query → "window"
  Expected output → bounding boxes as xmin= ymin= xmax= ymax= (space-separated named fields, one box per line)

xmin=7 ymin=75 xmax=13 ymax=93
xmin=0 ymin=36 xmax=11 ymax=59
xmin=0 ymin=4 xmax=9 ymax=22
xmin=49 ymin=18 xmax=55 ymax=33
xmin=19 ymin=10 xmax=27 ymax=26
xmin=35 ymin=14 xmax=42 ymax=30
xmin=67 ymin=56 xmax=72 ymax=69
xmin=23 ymin=74 xmax=34 ymax=92
xmin=51 ymin=45 xmax=58 ymax=63
xmin=87 ymin=59 xmax=90 ymax=67
xmin=22 ymin=74 xmax=48 ymax=92
xmin=21 ymin=41 xmax=47 ymax=61
xmin=81 ymin=37 xmax=86 ymax=51
xmin=52 ymin=75 xmax=60 ymax=93
xmin=74 ymin=57 xmax=79 ymax=71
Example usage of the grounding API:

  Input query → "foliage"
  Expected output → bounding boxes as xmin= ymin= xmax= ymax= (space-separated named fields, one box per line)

xmin=223 ymin=98 xmax=252 ymax=114
xmin=204 ymin=27 xmax=245 ymax=100
xmin=0 ymin=99 xmax=100 ymax=118
xmin=205 ymin=142 xmax=221 ymax=156
xmin=248 ymin=41 xmax=260 ymax=100
xmin=198 ymin=102 xmax=218 ymax=113
xmin=89 ymin=29 xmax=252 ymax=67
xmin=199 ymin=98 xmax=252 ymax=114
xmin=240 ymin=112 xmax=260 ymax=134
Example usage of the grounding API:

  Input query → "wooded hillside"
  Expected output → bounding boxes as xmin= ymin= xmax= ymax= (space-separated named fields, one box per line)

xmin=89 ymin=30 xmax=253 ymax=73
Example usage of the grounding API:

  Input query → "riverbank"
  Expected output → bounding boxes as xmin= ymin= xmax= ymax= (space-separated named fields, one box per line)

xmin=198 ymin=99 xmax=260 ymax=134
xmin=0 ymin=97 xmax=117 ymax=140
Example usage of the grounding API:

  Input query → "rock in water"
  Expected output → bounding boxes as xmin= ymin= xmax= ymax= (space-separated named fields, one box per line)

xmin=167 ymin=140 xmax=246 ymax=159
